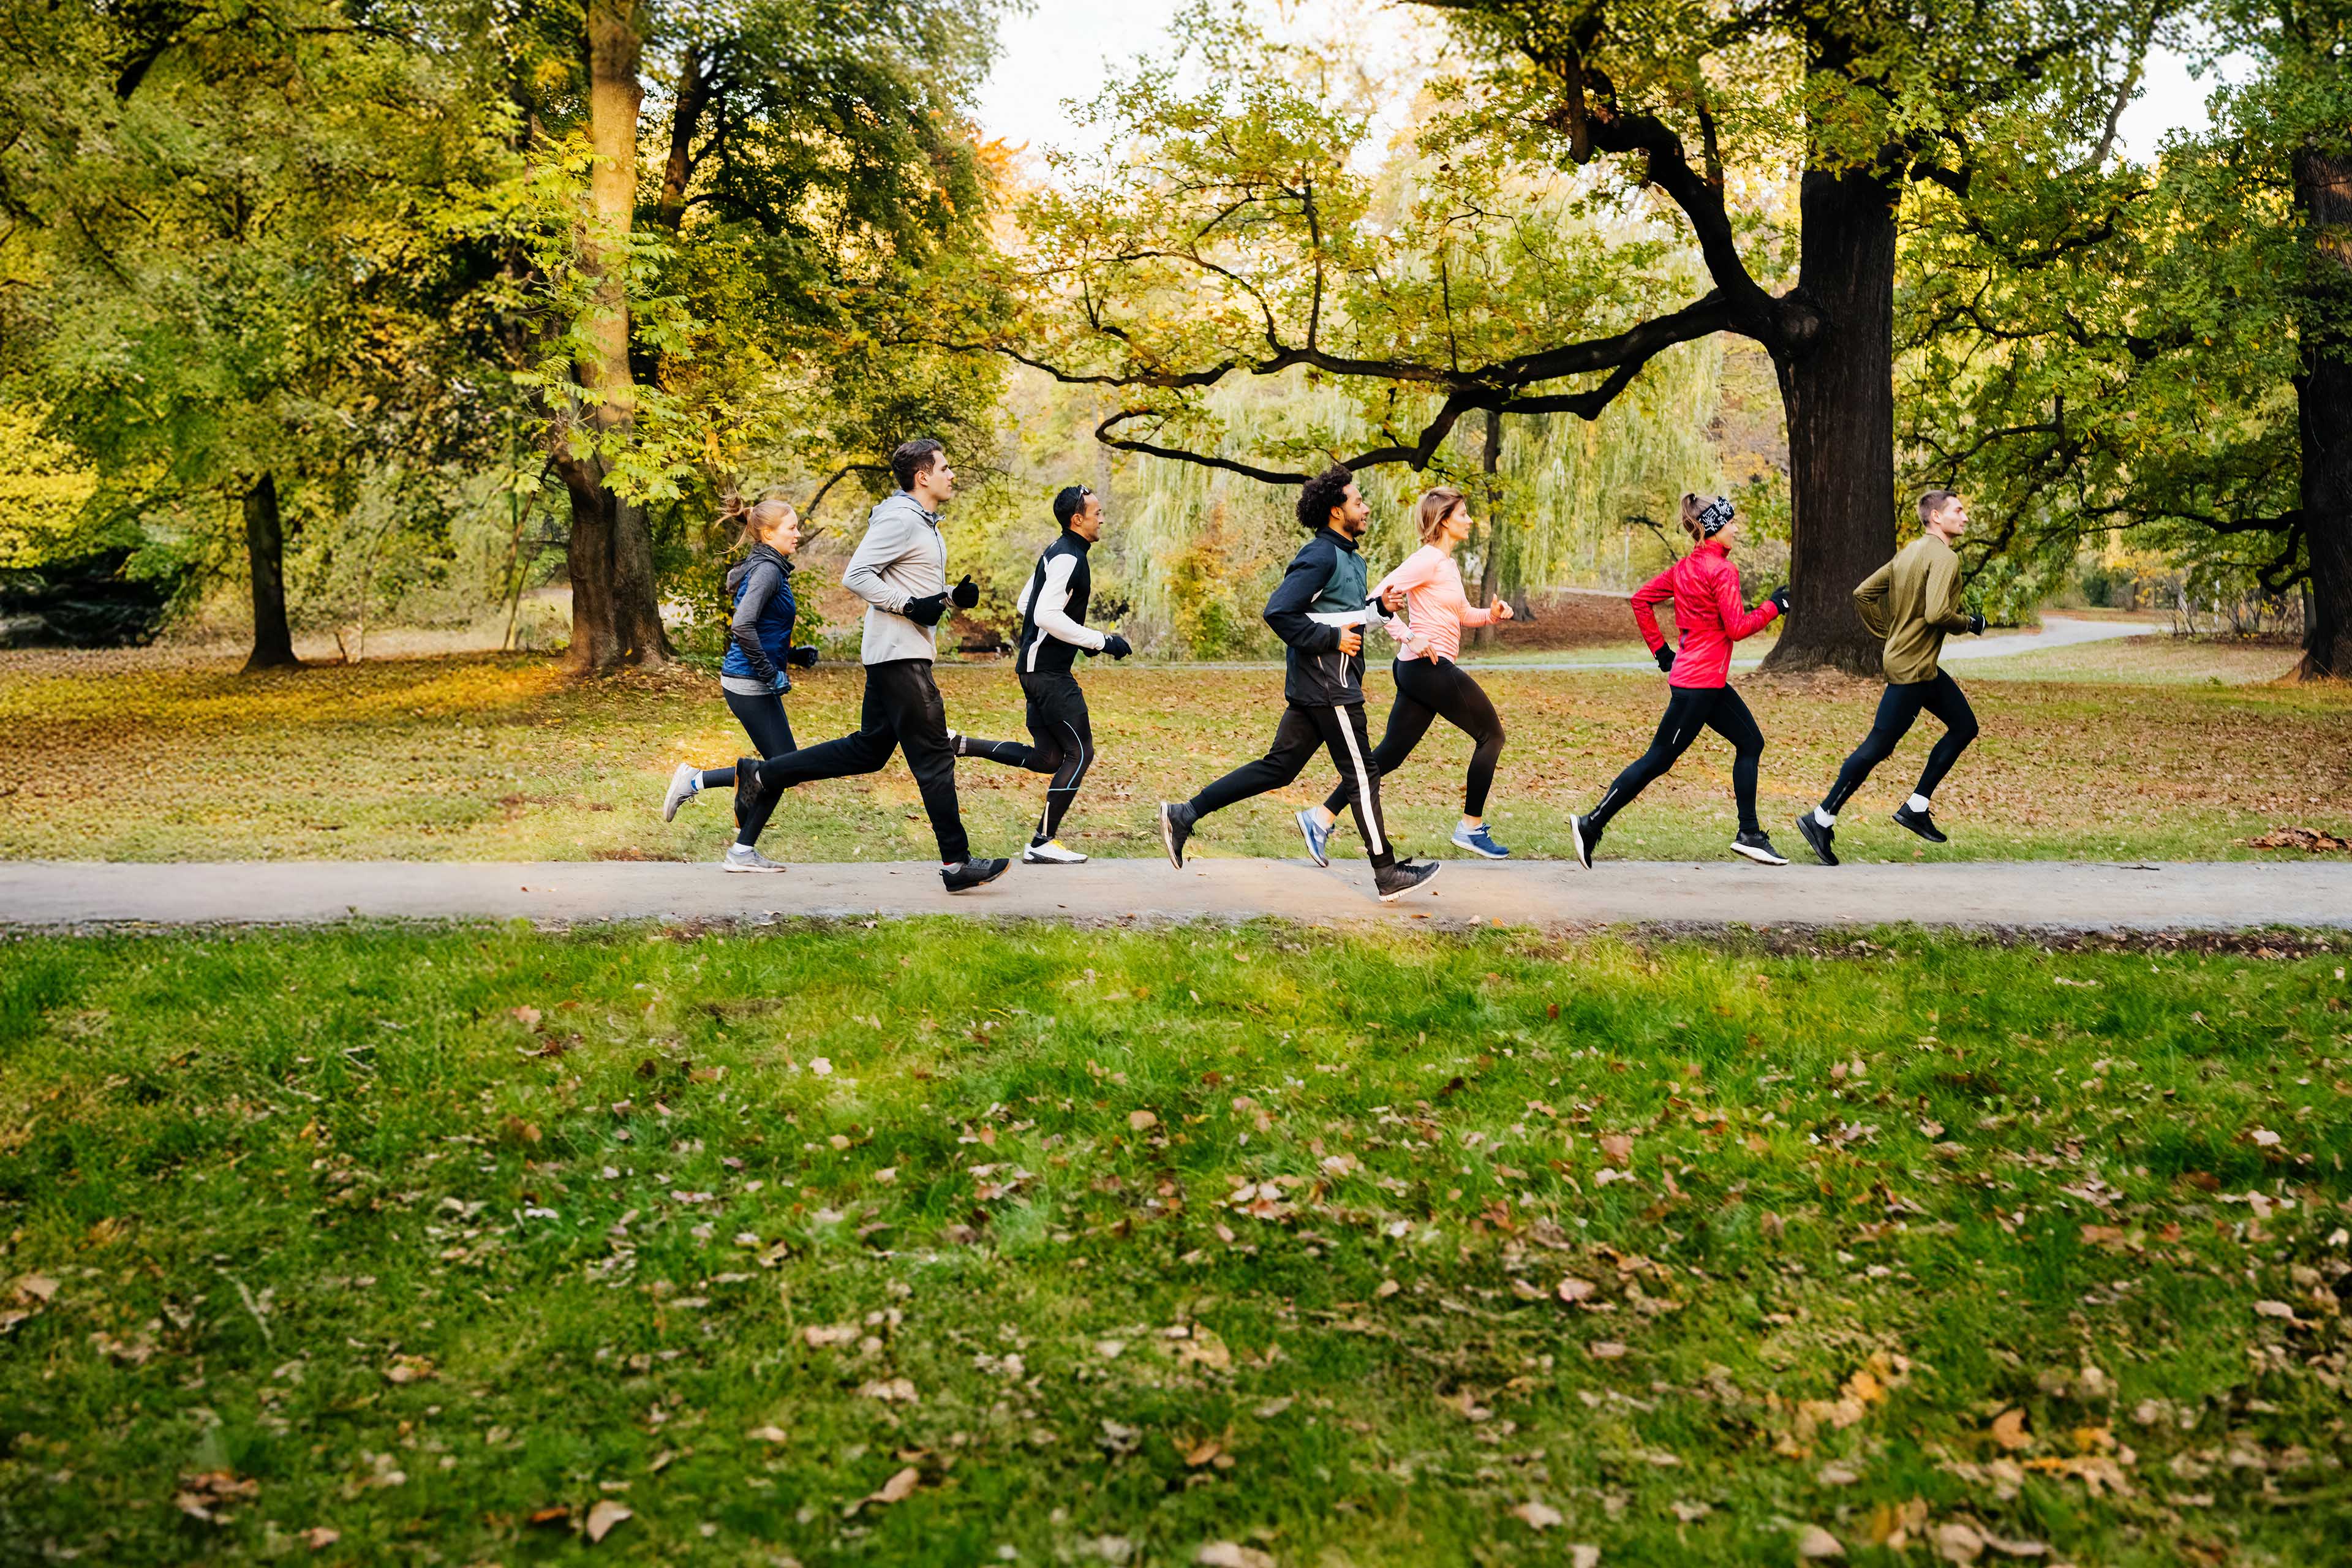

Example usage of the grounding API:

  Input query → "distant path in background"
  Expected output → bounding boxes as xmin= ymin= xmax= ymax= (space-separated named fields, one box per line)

xmin=6 ymin=855 xmax=2344 ymax=932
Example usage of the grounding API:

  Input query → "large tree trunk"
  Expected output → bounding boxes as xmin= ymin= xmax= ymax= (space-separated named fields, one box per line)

xmin=565 ymin=0 xmax=669 ymax=674
xmin=1760 ymin=165 xmax=1901 ymax=676
xmin=2294 ymin=144 xmax=2352 ymax=680
xmin=241 ymin=471 xmax=301 ymax=672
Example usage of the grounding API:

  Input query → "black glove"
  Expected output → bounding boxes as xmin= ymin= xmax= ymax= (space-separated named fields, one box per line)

xmin=951 ymin=574 xmax=980 ymax=610
xmin=789 ymin=645 xmax=820 ymax=668
xmin=1968 ymin=611 xmax=1988 ymax=635
xmin=1656 ymin=646 xmax=1676 ymax=674
xmin=902 ymin=592 xmax=949 ymax=627
xmin=1099 ymin=633 xmax=1132 ymax=660
xmin=1768 ymin=586 xmax=1792 ymax=616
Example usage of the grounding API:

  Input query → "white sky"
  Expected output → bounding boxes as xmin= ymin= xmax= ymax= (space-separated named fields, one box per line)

xmin=974 ymin=1 xmax=2228 ymax=170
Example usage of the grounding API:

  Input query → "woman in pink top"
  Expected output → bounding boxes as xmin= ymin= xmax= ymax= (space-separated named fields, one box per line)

xmin=1300 ymin=487 xmax=1518 ymax=862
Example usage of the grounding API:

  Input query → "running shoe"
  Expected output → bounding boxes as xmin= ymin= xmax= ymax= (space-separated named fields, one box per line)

xmin=1730 ymin=829 xmax=1789 ymax=866
xmin=1892 ymin=802 xmax=1948 ymax=843
xmin=1159 ymin=801 xmax=1196 ymax=869
xmin=662 ymin=763 xmax=699 ymax=822
xmin=1295 ymin=808 xmax=1332 ymax=867
xmin=1374 ymin=860 xmax=1441 ymax=902
xmin=1568 ymin=814 xmax=1600 ymax=871
xmin=720 ymin=844 xmax=787 ymax=873
xmin=1795 ymin=810 xmax=1839 ymax=866
xmin=1022 ymin=838 xmax=1088 ymax=864
xmin=1451 ymin=823 xmax=1510 ymax=859
xmin=942 ymin=857 xmax=1010 ymax=892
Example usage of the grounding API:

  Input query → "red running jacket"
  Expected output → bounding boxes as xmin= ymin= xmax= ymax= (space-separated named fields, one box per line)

xmin=1629 ymin=538 xmax=1781 ymax=689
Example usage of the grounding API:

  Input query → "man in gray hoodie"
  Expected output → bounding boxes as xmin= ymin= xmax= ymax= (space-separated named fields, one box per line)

xmin=737 ymin=438 xmax=1009 ymax=892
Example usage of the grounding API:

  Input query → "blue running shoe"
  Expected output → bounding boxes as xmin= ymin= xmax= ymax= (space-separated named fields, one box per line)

xmin=1295 ymin=808 xmax=1332 ymax=867
xmin=1450 ymin=823 xmax=1510 ymax=859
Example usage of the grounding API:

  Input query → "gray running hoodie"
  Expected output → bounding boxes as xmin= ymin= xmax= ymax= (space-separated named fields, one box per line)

xmin=843 ymin=491 xmax=949 ymax=665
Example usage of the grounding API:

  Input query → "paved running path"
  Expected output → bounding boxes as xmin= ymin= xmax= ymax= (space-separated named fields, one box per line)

xmin=4 ymin=858 xmax=2343 ymax=932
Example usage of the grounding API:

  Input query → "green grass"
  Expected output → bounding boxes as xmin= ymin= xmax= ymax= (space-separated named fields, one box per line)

xmin=2 ymin=643 xmax=2348 ymax=866
xmin=3 ymin=921 xmax=2349 ymax=1564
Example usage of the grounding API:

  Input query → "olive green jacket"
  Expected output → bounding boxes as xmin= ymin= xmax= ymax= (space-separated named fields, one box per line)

xmin=1852 ymin=532 xmax=1973 ymax=684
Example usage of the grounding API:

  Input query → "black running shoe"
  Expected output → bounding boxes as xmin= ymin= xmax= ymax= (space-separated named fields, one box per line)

xmin=1730 ymin=829 xmax=1789 ymax=866
xmin=1795 ymin=810 xmax=1839 ymax=867
xmin=1568 ymin=813 xmax=1600 ymax=871
xmin=1158 ymin=801 xmax=1196 ymax=869
xmin=941 ymin=858 xmax=1010 ymax=892
xmin=1892 ymin=802 xmax=1948 ymax=843
xmin=1374 ymin=859 xmax=1441 ymax=902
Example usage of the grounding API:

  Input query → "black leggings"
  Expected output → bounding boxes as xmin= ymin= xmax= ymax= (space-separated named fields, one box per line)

xmin=959 ymin=671 xmax=1095 ymax=842
xmin=1586 ymin=684 xmax=1765 ymax=834
xmin=1324 ymin=657 xmax=1505 ymax=819
xmin=1822 ymin=670 xmax=1978 ymax=813
xmin=1189 ymin=701 xmax=1394 ymax=869
xmin=694 ymin=692 xmax=798 ymax=846
xmin=750 ymin=658 xmax=970 ymax=864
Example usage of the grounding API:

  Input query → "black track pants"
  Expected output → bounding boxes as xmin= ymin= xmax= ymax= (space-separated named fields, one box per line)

xmin=959 ymin=670 xmax=1095 ymax=843
xmin=1822 ymin=670 xmax=1978 ymax=813
xmin=750 ymin=658 xmax=970 ymax=864
xmin=1188 ymin=701 xmax=1393 ymax=869
xmin=1585 ymin=684 xmax=1765 ymax=834
xmin=1324 ymin=656 xmax=1506 ymax=819
xmin=697 ymin=691 xmax=798 ymax=845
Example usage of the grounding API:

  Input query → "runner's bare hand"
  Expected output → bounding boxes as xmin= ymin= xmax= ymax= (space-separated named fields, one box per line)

xmin=1491 ymin=598 xmax=1514 ymax=622
xmin=1337 ymin=627 xmax=1363 ymax=656
xmin=1382 ymin=586 xmax=1407 ymax=612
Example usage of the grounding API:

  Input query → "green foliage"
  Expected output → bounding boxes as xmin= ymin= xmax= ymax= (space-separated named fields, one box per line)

xmin=0 ymin=403 xmax=99 ymax=568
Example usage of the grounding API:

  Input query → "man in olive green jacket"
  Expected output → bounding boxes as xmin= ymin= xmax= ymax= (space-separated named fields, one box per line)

xmin=1795 ymin=491 xmax=1988 ymax=866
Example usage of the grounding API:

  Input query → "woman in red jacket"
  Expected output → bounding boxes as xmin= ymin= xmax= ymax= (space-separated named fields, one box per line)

xmin=1569 ymin=493 xmax=1790 ymax=870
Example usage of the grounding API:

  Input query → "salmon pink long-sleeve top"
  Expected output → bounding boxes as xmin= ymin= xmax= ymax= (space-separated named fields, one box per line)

xmin=1629 ymin=538 xmax=1780 ymax=688
xmin=1371 ymin=545 xmax=1493 ymax=663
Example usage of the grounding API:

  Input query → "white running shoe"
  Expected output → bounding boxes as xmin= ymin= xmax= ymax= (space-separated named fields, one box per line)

xmin=662 ymin=763 xmax=700 ymax=822
xmin=1022 ymin=838 xmax=1088 ymax=864
xmin=720 ymin=844 xmax=788 ymax=873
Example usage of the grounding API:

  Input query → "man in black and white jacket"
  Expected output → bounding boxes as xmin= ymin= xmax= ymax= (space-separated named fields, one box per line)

xmin=951 ymin=484 xmax=1132 ymax=862
xmin=736 ymin=437 xmax=1009 ymax=892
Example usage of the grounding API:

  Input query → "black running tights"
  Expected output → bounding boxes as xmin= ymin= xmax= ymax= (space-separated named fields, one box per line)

xmin=1323 ymin=656 xmax=1506 ymax=819
xmin=1189 ymin=701 xmax=1394 ymax=869
xmin=959 ymin=671 xmax=1095 ymax=843
xmin=693 ymin=691 xmax=798 ymax=845
xmin=1822 ymin=671 xmax=1978 ymax=813
xmin=1585 ymin=684 xmax=1764 ymax=834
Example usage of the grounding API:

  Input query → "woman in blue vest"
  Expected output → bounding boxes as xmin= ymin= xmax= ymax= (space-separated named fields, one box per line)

xmin=660 ymin=496 xmax=820 ymax=870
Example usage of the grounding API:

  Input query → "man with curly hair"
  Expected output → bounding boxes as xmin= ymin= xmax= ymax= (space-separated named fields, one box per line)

xmin=1158 ymin=466 xmax=1440 ymax=902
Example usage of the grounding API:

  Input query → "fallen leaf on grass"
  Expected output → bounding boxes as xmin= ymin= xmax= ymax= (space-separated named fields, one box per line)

xmin=845 ymin=1466 xmax=921 ymax=1517
xmin=1195 ymin=1544 xmax=1274 ymax=1568
xmin=802 ymin=1324 xmax=859 ymax=1348
xmin=1586 ymin=1341 xmax=1627 ymax=1360
xmin=2247 ymin=826 xmax=2350 ymax=851
xmin=747 ymin=1425 xmax=790 ymax=1443
xmin=858 ymin=1378 xmax=918 ymax=1403
xmin=1989 ymin=1408 xmax=2032 ymax=1451
xmin=301 ymin=1526 xmax=340 ymax=1549
xmin=1182 ymin=1438 xmax=1225 ymax=1467
xmin=1512 ymin=1499 xmax=1563 ymax=1529
xmin=1819 ymin=1464 xmax=1860 ymax=1486
xmin=1557 ymin=1277 xmax=1596 ymax=1303
xmin=1569 ymin=1548 xmax=1600 ymax=1568
xmin=584 ymin=1499 xmax=631 ymax=1543
xmin=1128 ymin=1110 xmax=1158 ymax=1131
xmin=1597 ymin=1134 xmax=1634 ymax=1167
xmin=1795 ymin=1523 xmax=1845 ymax=1558
xmin=1374 ymin=1279 xmax=1400 ymax=1299
xmin=383 ymin=1355 xmax=435 ymax=1385
xmin=12 ymin=1275 xmax=59 ymax=1304
xmin=2254 ymin=1299 xmax=2300 ymax=1321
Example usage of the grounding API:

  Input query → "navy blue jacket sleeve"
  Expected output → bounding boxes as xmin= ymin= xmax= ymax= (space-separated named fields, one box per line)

xmin=1263 ymin=537 xmax=1343 ymax=654
xmin=729 ymin=560 xmax=783 ymax=682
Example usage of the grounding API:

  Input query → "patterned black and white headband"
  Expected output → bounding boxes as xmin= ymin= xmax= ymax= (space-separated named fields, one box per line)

xmin=1697 ymin=496 xmax=1735 ymax=537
